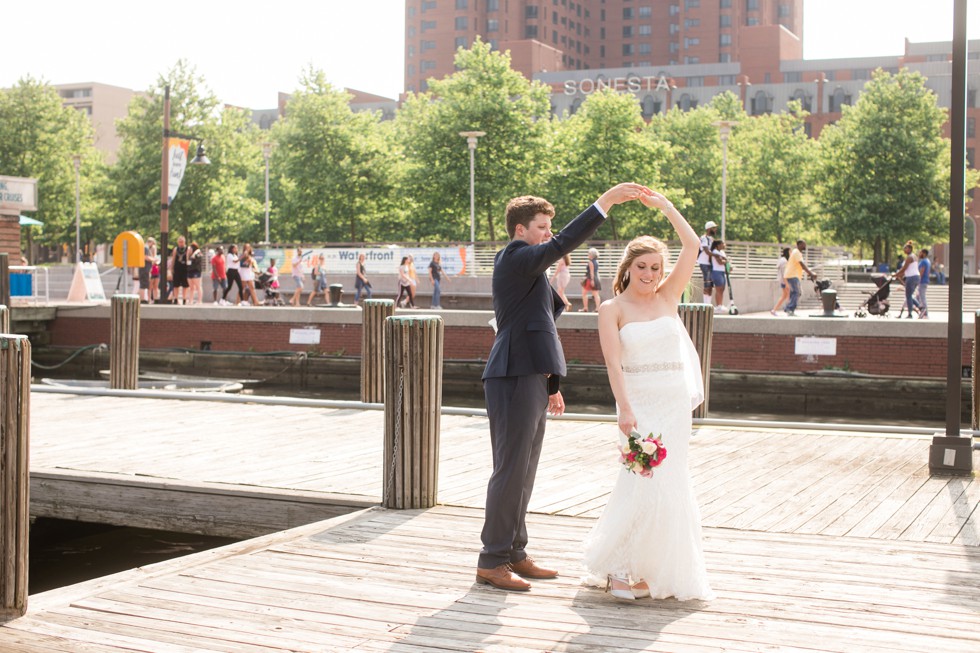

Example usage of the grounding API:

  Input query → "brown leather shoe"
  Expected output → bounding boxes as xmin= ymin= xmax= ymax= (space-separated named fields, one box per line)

xmin=509 ymin=556 xmax=558 ymax=579
xmin=476 ymin=564 xmax=531 ymax=591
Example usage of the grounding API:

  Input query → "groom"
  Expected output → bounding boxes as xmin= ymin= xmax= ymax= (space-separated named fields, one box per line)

xmin=477 ymin=183 xmax=652 ymax=591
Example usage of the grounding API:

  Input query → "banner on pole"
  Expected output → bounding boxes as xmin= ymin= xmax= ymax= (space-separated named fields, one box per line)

xmin=167 ymin=138 xmax=191 ymax=203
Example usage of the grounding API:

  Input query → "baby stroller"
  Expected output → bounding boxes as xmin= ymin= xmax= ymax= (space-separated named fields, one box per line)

xmin=257 ymin=271 xmax=285 ymax=306
xmin=854 ymin=274 xmax=892 ymax=317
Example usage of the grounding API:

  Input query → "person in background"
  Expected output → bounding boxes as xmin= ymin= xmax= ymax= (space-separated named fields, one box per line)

xmin=396 ymin=256 xmax=416 ymax=308
xmin=895 ymin=240 xmax=920 ymax=319
xmin=917 ymin=248 xmax=930 ymax=319
xmin=187 ymin=241 xmax=204 ymax=305
xmin=551 ymin=253 xmax=573 ymax=311
xmin=709 ymin=240 xmax=728 ymax=312
xmin=354 ymin=252 xmax=372 ymax=305
xmin=211 ymin=246 xmax=227 ymax=304
xmin=223 ymin=244 xmax=243 ymax=305
xmin=697 ymin=221 xmax=718 ymax=305
xmin=290 ymin=249 xmax=306 ymax=307
xmin=266 ymin=258 xmax=280 ymax=300
xmin=307 ymin=254 xmax=327 ymax=306
xmin=408 ymin=254 xmax=419 ymax=306
xmin=936 ymin=263 xmax=946 ymax=285
xmin=428 ymin=252 xmax=447 ymax=309
xmin=239 ymin=244 xmax=260 ymax=306
xmin=770 ymin=247 xmax=791 ymax=316
xmin=580 ymin=247 xmax=602 ymax=312
xmin=139 ymin=237 xmax=155 ymax=303
xmin=169 ymin=235 xmax=190 ymax=305
xmin=783 ymin=240 xmax=816 ymax=317
xmin=148 ymin=241 xmax=160 ymax=303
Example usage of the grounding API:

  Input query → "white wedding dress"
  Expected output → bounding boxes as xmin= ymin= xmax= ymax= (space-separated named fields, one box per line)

xmin=583 ymin=316 xmax=715 ymax=601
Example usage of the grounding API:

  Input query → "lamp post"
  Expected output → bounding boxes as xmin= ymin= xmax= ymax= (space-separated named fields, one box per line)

xmin=157 ymin=84 xmax=211 ymax=304
xmin=713 ymin=120 xmax=737 ymax=242
xmin=459 ymin=130 xmax=485 ymax=277
xmin=262 ymin=142 xmax=274 ymax=244
xmin=72 ymin=154 xmax=81 ymax=263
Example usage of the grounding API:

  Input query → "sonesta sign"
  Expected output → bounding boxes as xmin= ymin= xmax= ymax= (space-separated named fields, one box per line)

xmin=0 ymin=176 xmax=38 ymax=213
xmin=563 ymin=74 xmax=673 ymax=96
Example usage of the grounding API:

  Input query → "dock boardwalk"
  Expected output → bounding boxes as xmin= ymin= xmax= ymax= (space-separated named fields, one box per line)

xmin=1 ymin=505 xmax=978 ymax=652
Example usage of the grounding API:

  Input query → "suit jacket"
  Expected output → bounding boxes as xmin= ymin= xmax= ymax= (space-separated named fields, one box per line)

xmin=482 ymin=203 xmax=605 ymax=381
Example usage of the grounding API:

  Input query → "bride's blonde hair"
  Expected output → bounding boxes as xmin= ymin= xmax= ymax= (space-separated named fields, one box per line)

xmin=613 ymin=236 xmax=669 ymax=295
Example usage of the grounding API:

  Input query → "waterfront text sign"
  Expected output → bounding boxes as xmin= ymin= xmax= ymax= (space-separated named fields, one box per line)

xmin=0 ymin=176 xmax=38 ymax=213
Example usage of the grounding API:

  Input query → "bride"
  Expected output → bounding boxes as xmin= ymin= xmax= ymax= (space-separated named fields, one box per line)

xmin=583 ymin=190 xmax=715 ymax=602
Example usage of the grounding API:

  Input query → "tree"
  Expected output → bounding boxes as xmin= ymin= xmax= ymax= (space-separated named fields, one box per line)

xmin=816 ymin=69 xmax=973 ymax=263
xmin=546 ymin=88 xmax=670 ymax=240
xmin=394 ymin=39 xmax=552 ymax=242
xmin=0 ymin=78 xmax=102 ymax=252
xmin=268 ymin=67 xmax=397 ymax=243
xmin=726 ymin=101 xmax=818 ymax=243
xmin=105 ymin=60 xmax=261 ymax=246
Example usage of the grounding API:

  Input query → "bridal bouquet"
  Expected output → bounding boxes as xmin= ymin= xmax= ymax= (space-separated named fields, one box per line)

xmin=620 ymin=430 xmax=667 ymax=477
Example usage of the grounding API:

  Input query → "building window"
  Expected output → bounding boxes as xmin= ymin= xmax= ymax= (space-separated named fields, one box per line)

xmin=685 ymin=0 xmax=700 ymax=8
xmin=407 ymin=45 xmax=415 ymax=57
xmin=421 ymin=20 xmax=436 ymax=31
xmin=719 ymin=53 xmax=731 ymax=62
xmin=641 ymin=95 xmax=662 ymax=117
xmin=422 ymin=0 xmax=436 ymax=10
xmin=688 ymin=76 xmax=703 ymax=87
xmin=408 ymin=26 xmax=416 ymax=37
xmin=720 ymin=0 xmax=731 ymax=6
xmin=784 ymin=71 xmax=801 ymax=83
xmin=670 ymin=3 xmax=680 ymax=15
xmin=792 ymin=89 xmax=812 ymax=112
xmin=751 ymin=90 xmax=771 ymax=115
xmin=623 ymin=7 xmax=633 ymax=19
xmin=968 ymin=89 xmax=976 ymax=107
xmin=684 ymin=56 xmax=700 ymax=64
xmin=455 ymin=36 xmax=468 ymax=48
xmin=623 ymin=43 xmax=634 ymax=55
xmin=455 ymin=0 xmax=467 ymax=7
xmin=670 ymin=23 xmax=680 ymax=34
xmin=639 ymin=6 xmax=652 ymax=17
xmin=669 ymin=42 xmax=679 ymax=53
xmin=639 ymin=25 xmax=651 ymax=35
xmin=684 ymin=37 xmax=700 ymax=48
xmin=720 ymin=14 xmax=731 ymax=27
xmin=747 ymin=0 xmax=759 ymax=9
xmin=407 ymin=64 xmax=416 ymax=75
xmin=553 ymin=31 xmax=558 ymax=44
xmin=778 ymin=3 xmax=790 ymax=17
xmin=408 ymin=7 xmax=416 ymax=17
xmin=829 ymin=87 xmax=851 ymax=113
xmin=678 ymin=93 xmax=697 ymax=110
xmin=421 ymin=60 xmax=437 ymax=71
xmin=526 ymin=25 xmax=538 ymax=38
xmin=970 ymin=117 xmax=977 ymax=138
xmin=969 ymin=148 xmax=975 ymax=168
xmin=719 ymin=34 xmax=731 ymax=47
xmin=487 ymin=0 xmax=498 ymax=9
xmin=824 ymin=71 xmax=835 ymax=81
xmin=623 ymin=25 xmax=633 ymax=37
xmin=718 ymin=75 xmax=735 ymax=85
xmin=421 ymin=40 xmax=436 ymax=51
xmin=488 ymin=19 xmax=498 ymax=31
xmin=526 ymin=5 xmax=538 ymax=18
xmin=853 ymin=69 xmax=870 ymax=80
xmin=685 ymin=19 xmax=700 ymax=28
xmin=455 ymin=16 xmax=467 ymax=29
xmin=639 ymin=43 xmax=652 ymax=55
xmin=746 ymin=16 xmax=759 ymax=26
xmin=553 ymin=12 xmax=558 ymax=24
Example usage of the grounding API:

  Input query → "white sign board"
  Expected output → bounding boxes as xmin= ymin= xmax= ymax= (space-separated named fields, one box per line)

xmin=0 ymin=176 xmax=38 ymax=213
xmin=289 ymin=328 xmax=321 ymax=345
xmin=794 ymin=336 xmax=837 ymax=357
xmin=66 ymin=262 xmax=107 ymax=301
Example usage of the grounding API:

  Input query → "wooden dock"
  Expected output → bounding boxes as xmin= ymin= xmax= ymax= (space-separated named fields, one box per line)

xmin=5 ymin=390 xmax=979 ymax=651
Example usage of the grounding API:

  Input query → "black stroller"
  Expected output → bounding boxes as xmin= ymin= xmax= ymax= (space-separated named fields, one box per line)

xmin=257 ymin=271 xmax=285 ymax=306
xmin=854 ymin=274 xmax=893 ymax=317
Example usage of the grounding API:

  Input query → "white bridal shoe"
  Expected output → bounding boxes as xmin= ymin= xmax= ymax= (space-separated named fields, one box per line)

xmin=606 ymin=575 xmax=635 ymax=601
xmin=631 ymin=580 xmax=651 ymax=599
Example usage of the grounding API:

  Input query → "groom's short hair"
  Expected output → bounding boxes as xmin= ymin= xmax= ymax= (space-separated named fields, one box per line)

xmin=505 ymin=196 xmax=555 ymax=239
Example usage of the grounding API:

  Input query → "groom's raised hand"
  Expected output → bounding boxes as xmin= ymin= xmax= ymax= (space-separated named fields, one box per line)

xmin=596 ymin=183 xmax=654 ymax=214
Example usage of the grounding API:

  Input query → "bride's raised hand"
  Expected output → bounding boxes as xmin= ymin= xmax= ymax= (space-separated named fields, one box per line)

xmin=639 ymin=190 xmax=672 ymax=211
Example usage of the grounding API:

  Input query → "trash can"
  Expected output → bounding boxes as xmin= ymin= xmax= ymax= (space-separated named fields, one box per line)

xmin=328 ymin=283 xmax=344 ymax=306
xmin=9 ymin=273 xmax=31 ymax=297
xmin=820 ymin=289 xmax=837 ymax=316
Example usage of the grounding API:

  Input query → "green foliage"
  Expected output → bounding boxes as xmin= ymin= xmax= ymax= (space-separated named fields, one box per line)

xmin=0 ymin=78 xmax=102 ymax=250
xmin=105 ymin=60 xmax=261 ymax=245
xmin=546 ymin=88 xmax=670 ymax=239
xmin=815 ymin=69 xmax=972 ymax=262
xmin=269 ymin=67 xmax=397 ymax=243
xmin=394 ymin=39 xmax=552 ymax=242
xmin=727 ymin=101 xmax=818 ymax=243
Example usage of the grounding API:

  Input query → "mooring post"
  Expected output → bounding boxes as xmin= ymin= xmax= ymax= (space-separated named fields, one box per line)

xmin=679 ymin=303 xmax=714 ymax=419
xmin=110 ymin=294 xmax=141 ymax=390
xmin=382 ymin=315 xmax=444 ymax=509
xmin=0 ymin=335 xmax=30 ymax=622
xmin=361 ymin=299 xmax=394 ymax=404
xmin=0 ymin=254 xmax=9 ymax=310
xmin=0 ymin=305 xmax=8 ymax=334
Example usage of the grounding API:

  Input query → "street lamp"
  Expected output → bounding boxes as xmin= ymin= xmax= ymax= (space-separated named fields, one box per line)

xmin=262 ymin=142 xmax=274 ymax=244
xmin=157 ymin=84 xmax=210 ymax=304
xmin=72 ymin=154 xmax=81 ymax=263
xmin=713 ymin=120 xmax=738 ymax=241
xmin=459 ymin=130 xmax=485 ymax=277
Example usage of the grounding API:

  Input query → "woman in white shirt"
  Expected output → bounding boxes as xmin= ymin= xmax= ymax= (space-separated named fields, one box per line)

xmin=710 ymin=240 xmax=728 ymax=311
xmin=771 ymin=247 xmax=790 ymax=316
xmin=223 ymin=244 xmax=243 ymax=305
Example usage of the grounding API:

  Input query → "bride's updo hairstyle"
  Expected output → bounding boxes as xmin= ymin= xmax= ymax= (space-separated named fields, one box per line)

xmin=613 ymin=235 xmax=669 ymax=295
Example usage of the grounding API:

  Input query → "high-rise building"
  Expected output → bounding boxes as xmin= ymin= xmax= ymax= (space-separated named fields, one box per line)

xmin=55 ymin=82 xmax=138 ymax=165
xmin=403 ymin=0 xmax=802 ymax=94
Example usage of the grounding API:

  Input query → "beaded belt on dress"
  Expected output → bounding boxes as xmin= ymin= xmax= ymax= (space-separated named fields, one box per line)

xmin=621 ymin=361 xmax=684 ymax=373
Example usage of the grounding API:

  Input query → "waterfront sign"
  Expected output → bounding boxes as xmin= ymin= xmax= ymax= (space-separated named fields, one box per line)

xmin=0 ymin=176 xmax=38 ymax=213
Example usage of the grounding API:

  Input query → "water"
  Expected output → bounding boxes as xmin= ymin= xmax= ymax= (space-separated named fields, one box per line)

xmin=29 ymin=518 xmax=237 ymax=595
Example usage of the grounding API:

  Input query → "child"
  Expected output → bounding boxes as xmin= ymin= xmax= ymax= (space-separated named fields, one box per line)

xmin=267 ymin=258 xmax=280 ymax=290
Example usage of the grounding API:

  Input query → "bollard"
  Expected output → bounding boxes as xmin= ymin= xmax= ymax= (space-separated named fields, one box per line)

xmin=0 ymin=335 xmax=30 ymax=622
xmin=0 ymin=254 xmax=8 ymax=310
xmin=361 ymin=299 xmax=394 ymax=403
xmin=383 ymin=315 xmax=444 ymax=509
xmin=110 ymin=294 xmax=141 ymax=390
xmin=0 ymin=305 xmax=8 ymax=334
xmin=328 ymin=284 xmax=343 ymax=307
xmin=678 ymin=303 xmax=713 ymax=419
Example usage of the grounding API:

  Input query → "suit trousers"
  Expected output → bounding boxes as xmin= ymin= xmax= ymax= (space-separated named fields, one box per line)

xmin=479 ymin=373 xmax=549 ymax=569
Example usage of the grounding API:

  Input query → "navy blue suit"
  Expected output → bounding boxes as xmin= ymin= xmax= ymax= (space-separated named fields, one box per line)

xmin=479 ymin=203 xmax=605 ymax=569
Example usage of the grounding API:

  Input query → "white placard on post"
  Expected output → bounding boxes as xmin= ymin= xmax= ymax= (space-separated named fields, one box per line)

xmin=289 ymin=328 xmax=321 ymax=345
xmin=794 ymin=336 xmax=837 ymax=357
xmin=66 ymin=262 xmax=107 ymax=302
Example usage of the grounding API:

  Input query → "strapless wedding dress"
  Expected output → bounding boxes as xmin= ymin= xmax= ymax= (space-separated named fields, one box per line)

xmin=583 ymin=316 xmax=715 ymax=601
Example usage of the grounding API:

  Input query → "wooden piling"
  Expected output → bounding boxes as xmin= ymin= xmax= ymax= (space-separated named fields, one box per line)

xmin=679 ymin=303 xmax=714 ymax=418
xmin=974 ymin=310 xmax=979 ymax=430
xmin=110 ymin=294 xmax=140 ymax=390
xmin=0 ymin=306 xmax=8 ymax=334
xmin=0 ymin=335 xmax=30 ymax=622
xmin=0 ymin=254 xmax=9 ymax=310
xmin=383 ymin=315 xmax=443 ymax=509
xmin=361 ymin=299 xmax=394 ymax=404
